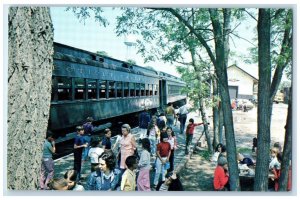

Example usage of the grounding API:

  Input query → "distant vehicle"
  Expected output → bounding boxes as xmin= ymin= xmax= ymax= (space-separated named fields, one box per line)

xmin=237 ymin=99 xmax=254 ymax=111
xmin=273 ymin=91 xmax=284 ymax=104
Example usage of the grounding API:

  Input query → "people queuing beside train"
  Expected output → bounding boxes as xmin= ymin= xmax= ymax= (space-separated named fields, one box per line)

xmin=139 ymin=108 xmax=151 ymax=142
xmin=88 ymin=137 xmax=104 ymax=172
xmin=269 ymin=147 xmax=281 ymax=170
xmin=153 ymin=132 xmax=171 ymax=188
xmin=102 ymin=128 xmax=112 ymax=151
xmin=86 ymin=150 xmax=121 ymax=190
xmin=157 ymin=113 xmax=167 ymax=131
xmin=64 ymin=170 xmax=85 ymax=191
xmin=137 ymin=138 xmax=151 ymax=191
xmin=40 ymin=131 xmax=56 ymax=190
xmin=73 ymin=126 xmax=88 ymax=181
xmin=185 ymin=118 xmax=204 ymax=155
xmin=213 ymin=156 xmax=230 ymax=191
xmin=147 ymin=120 xmax=160 ymax=157
xmin=178 ymin=102 xmax=190 ymax=135
xmin=166 ymin=127 xmax=177 ymax=173
xmin=82 ymin=117 xmax=94 ymax=162
xmin=48 ymin=178 xmax=69 ymax=190
xmin=210 ymin=143 xmax=224 ymax=164
xmin=119 ymin=124 xmax=137 ymax=174
xmin=121 ymin=156 xmax=138 ymax=191
xmin=271 ymin=152 xmax=292 ymax=191
xmin=156 ymin=172 xmax=184 ymax=191
xmin=165 ymin=103 xmax=176 ymax=129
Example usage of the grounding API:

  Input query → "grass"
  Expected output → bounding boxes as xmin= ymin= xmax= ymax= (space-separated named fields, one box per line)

xmin=197 ymin=149 xmax=211 ymax=161
xmin=237 ymin=147 xmax=252 ymax=155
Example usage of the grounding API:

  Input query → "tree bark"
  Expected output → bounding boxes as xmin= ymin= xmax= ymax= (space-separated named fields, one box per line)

xmin=212 ymin=76 xmax=220 ymax=148
xmin=278 ymin=87 xmax=292 ymax=191
xmin=8 ymin=7 xmax=54 ymax=190
xmin=254 ymin=9 xmax=272 ymax=191
xmin=209 ymin=8 xmax=240 ymax=191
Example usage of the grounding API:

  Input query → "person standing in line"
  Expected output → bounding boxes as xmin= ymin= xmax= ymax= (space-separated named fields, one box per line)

xmin=137 ymin=138 xmax=151 ymax=191
xmin=147 ymin=120 xmax=160 ymax=157
xmin=88 ymin=138 xmax=104 ymax=172
xmin=121 ymin=156 xmax=138 ymax=191
xmin=138 ymin=107 xmax=151 ymax=142
xmin=82 ymin=117 xmax=94 ymax=161
xmin=119 ymin=124 xmax=137 ymax=174
xmin=165 ymin=103 xmax=175 ymax=129
xmin=166 ymin=127 xmax=177 ymax=173
xmin=102 ymin=128 xmax=112 ymax=151
xmin=74 ymin=126 xmax=88 ymax=181
xmin=185 ymin=118 xmax=204 ymax=155
xmin=178 ymin=102 xmax=190 ymax=134
xmin=174 ymin=106 xmax=180 ymax=126
xmin=40 ymin=131 xmax=56 ymax=190
xmin=153 ymin=132 xmax=171 ymax=188
xmin=86 ymin=150 xmax=121 ymax=191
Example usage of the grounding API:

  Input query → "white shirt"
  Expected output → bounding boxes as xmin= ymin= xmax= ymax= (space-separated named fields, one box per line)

xmin=88 ymin=147 xmax=104 ymax=163
xmin=179 ymin=104 xmax=189 ymax=115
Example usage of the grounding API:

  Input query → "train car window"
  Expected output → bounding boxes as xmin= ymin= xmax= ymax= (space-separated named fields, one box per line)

xmin=108 ymin=81 xmax=116 ymax=98
xmin=87 ymin=79 xmax=97 ymax=99
xmin=116 ymin=82 xmax=123 ymax=98
xmin=74 ymin=78 xmax=85 ymax=100
xmin=141 ymin=83 xmax=145 ymax=96
xmin=145 ymin=84 xmax=149 ymax=96
xmin=154 ymin=84 xmax=158 ymax=96
xmin=129 ymin=82 xmax=135 ymax=97
xmin=149 ymin=84 xmax=153 ymax=96
xmin=136 ymin=83 xmax=141 ymax=96
xmin=99 ymin=80 xmax=106 ymax=99
xmin=124 ymin=82 xmax=129 ymax=97
xmin=55 ymin=76 xmax=72 ymax=101
xmin=51 ymin=76 xmax=58 ymax=102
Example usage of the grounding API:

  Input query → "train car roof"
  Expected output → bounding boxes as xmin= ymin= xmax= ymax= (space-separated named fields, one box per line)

xmin=54 ymin=42 xmax=159 ymax=78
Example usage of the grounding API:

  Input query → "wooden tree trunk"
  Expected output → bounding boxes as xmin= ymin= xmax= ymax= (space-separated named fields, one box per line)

xmin=254 ymin=9 xmax=272 ymax=191
xmin=279 ymin=87 xmax=292 ymax=191
xmin=8 ymin=7 xmax=54 ymax=190
xmin=212 ymin=76 xmax=220 ymax=147
xmin=199 ymin=97 xmax=213 ymax=153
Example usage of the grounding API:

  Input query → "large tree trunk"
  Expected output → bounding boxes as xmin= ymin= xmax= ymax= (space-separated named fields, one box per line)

xmin=254 ymin=9 xmax=272 ymax=191
xmin=212 ymin=76 xmax=220 ymax=147
xmin=278 ymin=87 xmax=292 ymax=191
xmin=199 ymin=97 xmax=213 ymax=153
xmin=8 ymin=7 xmax=54 ymax=190
xmin=209 ymin=8 xmax=240 ymax=191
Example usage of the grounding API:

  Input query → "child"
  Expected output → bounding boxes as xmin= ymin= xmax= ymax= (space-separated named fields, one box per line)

xmin=102 ymin=128 xmax=112 ymax=151
xmin=64 ymin=169 xmax=85 ymax=191
xmin=88 ymin=138 xmax=104 ymax=172
xmin=147 ymin=120 xmax=160 ymax=157
xmin=211 ymin=143 xmax=223 ymax=164
xmin=185 ymin=118 xmax=204 ymax=155
xmin=269 ymin=147 xmax=280 ymax=170
xmin=153 ymin=132 xmax=171 ymax=188
xmin=73 ymin=126 xmax=88 ymax=181
xmin=213 ymin=156 xmax=229 ymax=191
xmin=121 ymin=155 xmax=138 ymax=191
xmin=166 ymin=127 xmax=177 ymax=173
xmin=137 ymin=138 xmax=151 ymax=191
xmin=271 ymin=152 xmax=292 ymax=191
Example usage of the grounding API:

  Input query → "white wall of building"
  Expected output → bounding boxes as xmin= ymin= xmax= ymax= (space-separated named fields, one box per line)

xmin=227 ymin=67 xmax=255 ymax=96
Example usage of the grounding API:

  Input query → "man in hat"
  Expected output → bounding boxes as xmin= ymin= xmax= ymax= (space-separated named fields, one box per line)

xmin=74 ymin=126 xmax=88 ymax=181
xmin=82 ymin=117 xmax=94 ymax=161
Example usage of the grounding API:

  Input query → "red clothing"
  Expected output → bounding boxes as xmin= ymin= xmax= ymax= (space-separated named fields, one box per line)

xmin=157 ymin=142 xmax=171 ymax=157
xmin=186 ymin=123 xmax=203 ymax=135
xmin=213 ymin=166 xmax=229 ymax=190
xmin=272 ymin=167 xmax=292 ymax=191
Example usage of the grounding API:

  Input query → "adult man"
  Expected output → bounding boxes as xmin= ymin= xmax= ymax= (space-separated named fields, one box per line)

xmin=40 ymin=131 xmax=56 ymax=190
xmin=138 ymin=108 xmax=151 ymax=141
xmin=165 ymin=103 xmax=175 ymax=128
xmin=82 ymin=117 xmax=94 ymax=161
xmin=74 ymin=126 xmax=88 ymax=181
xmin=178 ymin=102 xmax=190 ymax=134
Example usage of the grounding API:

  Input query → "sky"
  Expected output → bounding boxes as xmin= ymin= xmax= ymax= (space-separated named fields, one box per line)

xmin=50 ymin=6 xmax=260 ymax=78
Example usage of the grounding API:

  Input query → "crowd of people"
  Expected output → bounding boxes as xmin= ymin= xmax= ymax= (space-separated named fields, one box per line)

xmin=39 ymin=102 xmax=199 ymax=191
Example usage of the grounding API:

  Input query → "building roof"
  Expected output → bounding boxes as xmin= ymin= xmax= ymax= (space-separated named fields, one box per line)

xmin=228 ymin=64 xmax=258 ymax=82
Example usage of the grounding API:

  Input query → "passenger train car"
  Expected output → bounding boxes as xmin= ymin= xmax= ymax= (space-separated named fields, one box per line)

xmin=49 ymin=42 xmax=186 ymax=135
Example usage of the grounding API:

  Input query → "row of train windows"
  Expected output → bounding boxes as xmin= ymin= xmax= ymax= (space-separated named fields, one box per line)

xmin=168 ymin=85 xmax=184 ymax=95
xmin=51 ymin=76 xmax=159 ymax=101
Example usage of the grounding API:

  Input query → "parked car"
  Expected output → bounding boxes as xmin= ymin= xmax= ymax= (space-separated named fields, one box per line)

xmin=238 ymin=99 xmax=254 ymax=111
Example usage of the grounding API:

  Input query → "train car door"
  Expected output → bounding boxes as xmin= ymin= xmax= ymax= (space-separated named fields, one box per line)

xmin=159 ymin=80 xmax=167 ymax=109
